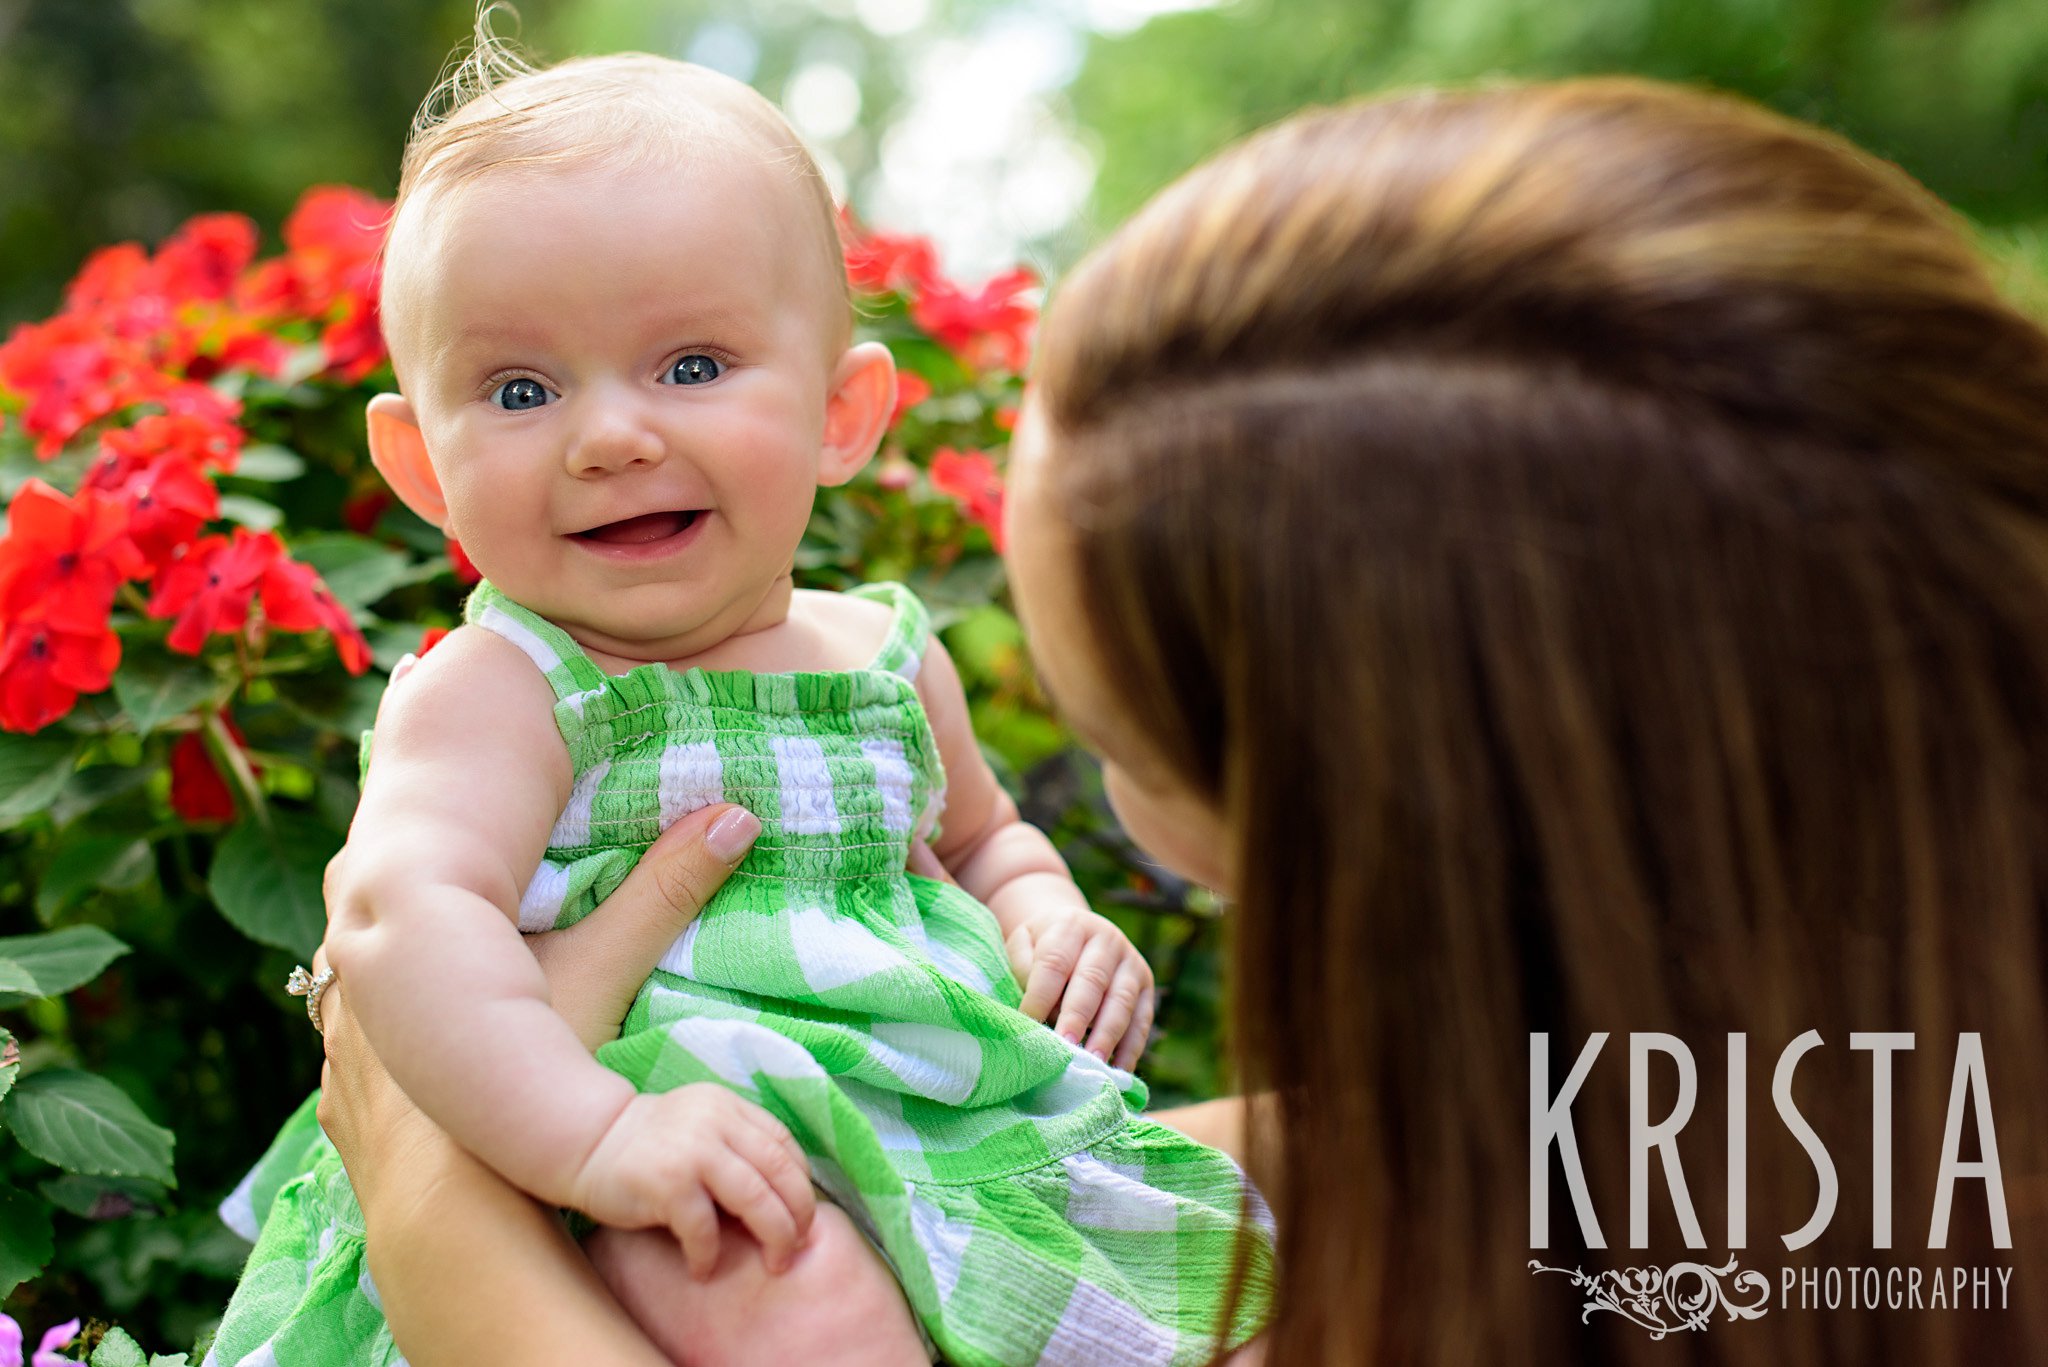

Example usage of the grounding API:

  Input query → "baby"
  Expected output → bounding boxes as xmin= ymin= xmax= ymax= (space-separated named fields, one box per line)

xmin=209 ymin=48 xmax=1270 ymax=1367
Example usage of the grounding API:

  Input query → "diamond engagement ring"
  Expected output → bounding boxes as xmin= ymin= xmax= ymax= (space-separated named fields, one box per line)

xmin=285 ymin=965 xmax=337 ymax=1035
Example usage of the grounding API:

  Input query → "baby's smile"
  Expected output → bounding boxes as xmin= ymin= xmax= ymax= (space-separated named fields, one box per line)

xmin=566 ymin=507 xmax=711 ymax=562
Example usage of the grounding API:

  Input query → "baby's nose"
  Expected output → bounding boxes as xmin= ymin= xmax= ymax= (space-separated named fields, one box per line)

xmin=567 ymin=403 xmax=666 ymax=477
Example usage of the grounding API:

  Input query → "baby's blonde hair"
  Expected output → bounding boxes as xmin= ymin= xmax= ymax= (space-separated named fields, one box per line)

xmin=381 ymin=12 xmax=850 ymax=367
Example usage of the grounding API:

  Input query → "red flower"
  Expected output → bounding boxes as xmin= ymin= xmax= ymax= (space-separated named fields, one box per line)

xmin=84 ymin=449 xmax=218 ymax=573
xmin=99 ymin=411 xmax=242 ymax=474
xmin=260 ymin=554 xmax=371 ymax=674
xmin=929 ymin=447 xmax=1007 ymax=551
xmin=342 ymin=489 xmax=393 ymax=536
xmin=0 ymin=480 xmax=147 ymax=632
xmin=447 ymin=537 xmax=482 ymax=584
xmin=152 ymin=304 xmax=290 ymax=383
xmin=148 ymin=529 xmax=277 ymax=652
xmin=151 ymin=214 xmax=259 ymax=304
xmin=418 ymin=625 xmax=451 ymax=656
xmin=911 ymin=268 xmax=1037 ymax=374
xmin=168 ymin=717 xmax=256 ymax=823
xmin=319 ymin=289 xmax=387 ymax=383
xmin=0 ymin=617 xmax=120 ymax=733
xmin=64 ymin=243 xmax=155 ymax=318
xmin=0 ymin=314 xmax=242 ymax=456
xmin=0 ymin=316 xmax=137 ymax=455
xmin=148 ymin=530 xmax=366 ymax=671
xmin=232 ymin=258 xmax=304 ymax=318
xmin=236 ymin=186 xmax=389 ymax=324
xmin=285 ymin=187 xmax=389 ymax=277
xmin=840 ymin=212 xmax=939 ymax=296
xmin=993 ymin=405 xmax=1019 ymax=433
xmin=891 ymin=372 xmax=932 ymax=427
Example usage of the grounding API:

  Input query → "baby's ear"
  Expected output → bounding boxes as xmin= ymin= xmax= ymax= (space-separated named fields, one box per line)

xmin=816 ymin=342 xmax=896 ymax=488
xmin=365 ymin=393 xmax=448 ymax=528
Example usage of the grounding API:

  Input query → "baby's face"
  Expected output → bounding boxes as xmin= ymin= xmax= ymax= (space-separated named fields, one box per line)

xmin=384 ymin=156 xmax=847 ymax=657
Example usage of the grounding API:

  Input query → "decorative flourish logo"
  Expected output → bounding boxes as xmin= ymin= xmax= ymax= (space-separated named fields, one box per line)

xmin=1528 ymin=1259 xmax=1773 ymax=1338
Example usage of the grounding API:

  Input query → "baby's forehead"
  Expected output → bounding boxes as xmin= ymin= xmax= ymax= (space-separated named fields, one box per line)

xmin=380 ymin=147 xmax=847 ymax=380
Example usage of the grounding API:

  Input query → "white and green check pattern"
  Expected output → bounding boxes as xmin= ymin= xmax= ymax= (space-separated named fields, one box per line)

xmin=208 ymin=582 xmax=1273 ymax=1367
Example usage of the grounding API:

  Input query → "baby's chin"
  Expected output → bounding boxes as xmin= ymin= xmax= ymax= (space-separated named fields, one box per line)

xmin=550 ymin=599 xmax=770 ymax=669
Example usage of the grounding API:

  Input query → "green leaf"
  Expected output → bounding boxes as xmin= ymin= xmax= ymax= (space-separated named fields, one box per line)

xmin=111 ymin=640 xmax=221 ymax=735
xmin=291 ymin=533 xmax=411 ymax=609
xmin=52 ymin=763 xmax=155 ymax=829
xmin=229 ymin=444 xmax=308 ymax=482
xmin=0 ymin=731 xmax=83 ymax=829
xmin=39 ymin=1172 xmax=166 ymax=1219
xmin=2 ymin=1068 xmax=176 ymax=1185
xmin=0 ymin=1182 xmax=54 ymax=1298
xmin=209 ymin=810 xmax=341 ymax=955
xmin=92 ymin=1328 xmax=148 ymax=1367
xmin=0 ymin=958 xmax=36 ymax=997
xmin=101 ymin=1329 xmax=189 ymax=1367
xmin=37 ymin=836 xmax=153 ymax=921
xmin=217 ymin=492 xmax=285 ymax=530
xmin=0 ymin=925 xmax=131 ymax=1007
xmin=276 ymin=668 xmax=385 ymax=741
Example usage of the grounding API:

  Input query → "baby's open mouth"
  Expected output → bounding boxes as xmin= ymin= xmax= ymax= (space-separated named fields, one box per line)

xmin=572 ymin=510 xmax=703 ymax=545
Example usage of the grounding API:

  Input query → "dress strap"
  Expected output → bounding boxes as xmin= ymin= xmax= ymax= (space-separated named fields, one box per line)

xmin=846 ymin=581 xmax=931 ymax=683
xmin=463 ymin=581 xmax=613 ymax=701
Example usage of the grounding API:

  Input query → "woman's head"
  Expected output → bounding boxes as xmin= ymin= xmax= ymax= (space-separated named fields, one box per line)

xmin=1010 ymin=79 xmax=2048 ymax=1363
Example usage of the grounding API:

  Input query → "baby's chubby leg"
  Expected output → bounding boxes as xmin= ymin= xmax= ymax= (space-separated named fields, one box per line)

xmin=586 ymin=1204 xmax=930 ymax=1367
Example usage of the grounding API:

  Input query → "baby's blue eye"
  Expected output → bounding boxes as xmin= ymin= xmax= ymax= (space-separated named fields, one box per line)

xmin=665 ymin=354 xmax=724 ymax=386
xmin=492 ymin=377 xmax=554 ymax=411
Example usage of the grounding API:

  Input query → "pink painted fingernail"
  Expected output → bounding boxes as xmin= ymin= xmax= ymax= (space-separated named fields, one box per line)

xmin=706 ymin=808 xmax=761 ymax=863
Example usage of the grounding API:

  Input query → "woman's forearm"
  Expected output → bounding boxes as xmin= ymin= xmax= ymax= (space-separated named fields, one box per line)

xmin=358 ymin=1119 xmax=670 ymax=1367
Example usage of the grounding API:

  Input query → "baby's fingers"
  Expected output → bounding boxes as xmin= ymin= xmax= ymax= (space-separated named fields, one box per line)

xmin=665 ymin=1184 xmax=722 ymax=1281
xmin=724 ymin=1109 xmax=817 ymax=1245
xmin=1084 ymin=957 xmax=1153 ymax=1063
xmin=706 ymin=1143 xmax=807 ymax=1274
xmin=1018 ymin=920 xmax=1083 ymax=1023
xmin=1052 ymin=933 xmax=1125 ymax=1046
xmin=1111 ymin=986 xmax=1157 ymax=1073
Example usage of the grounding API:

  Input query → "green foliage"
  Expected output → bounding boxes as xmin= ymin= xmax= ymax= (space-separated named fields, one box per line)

xmin=89 ymin=1325 xmax=190 ymax=1367
xmin=5 ymin=1071 xmax=177 ymax=1188
xmin=1069 ymin=0 xmax=2048 ymax=262
xmin=0 ymin=949 xmax=173 ymax=1303
xmin=0 ymin=0 xmax=480 ymax=328
xmin=205 ymin=816 xmax=340 ymax=958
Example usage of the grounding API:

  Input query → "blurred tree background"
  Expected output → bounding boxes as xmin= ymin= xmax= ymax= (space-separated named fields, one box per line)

xmin=3 ymin=0 xmax=2045 ymax=333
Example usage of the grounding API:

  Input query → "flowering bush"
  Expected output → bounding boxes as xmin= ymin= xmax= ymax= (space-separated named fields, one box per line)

xmin=0 ymin=193 xmax=1225 ymax=1351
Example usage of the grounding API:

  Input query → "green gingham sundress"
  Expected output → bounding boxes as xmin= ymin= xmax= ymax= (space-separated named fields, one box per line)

xmin=207 ymin=580 xmax=1274 ymax=1367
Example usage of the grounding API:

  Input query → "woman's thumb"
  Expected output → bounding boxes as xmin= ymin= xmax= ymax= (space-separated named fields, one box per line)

xmin=535 ymin=803 xmax=761 ymax=1043
xmin=645 ymin=803 xmax=761 ymax=919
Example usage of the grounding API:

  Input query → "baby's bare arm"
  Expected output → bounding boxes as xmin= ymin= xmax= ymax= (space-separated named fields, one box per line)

xmin=323 ymin=627 xmax=640 ymax=1205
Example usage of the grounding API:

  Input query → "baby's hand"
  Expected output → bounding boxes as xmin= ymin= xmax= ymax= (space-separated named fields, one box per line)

xmin=569 ymin=1084 xmax=816 ymax=1278
xmin=1007 ymin=905 xmax=1157 ymax=1071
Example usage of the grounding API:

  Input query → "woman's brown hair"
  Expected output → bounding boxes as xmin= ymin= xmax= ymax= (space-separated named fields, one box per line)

xmin=1032 ymin=79 xmax=2048 ymax=1364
